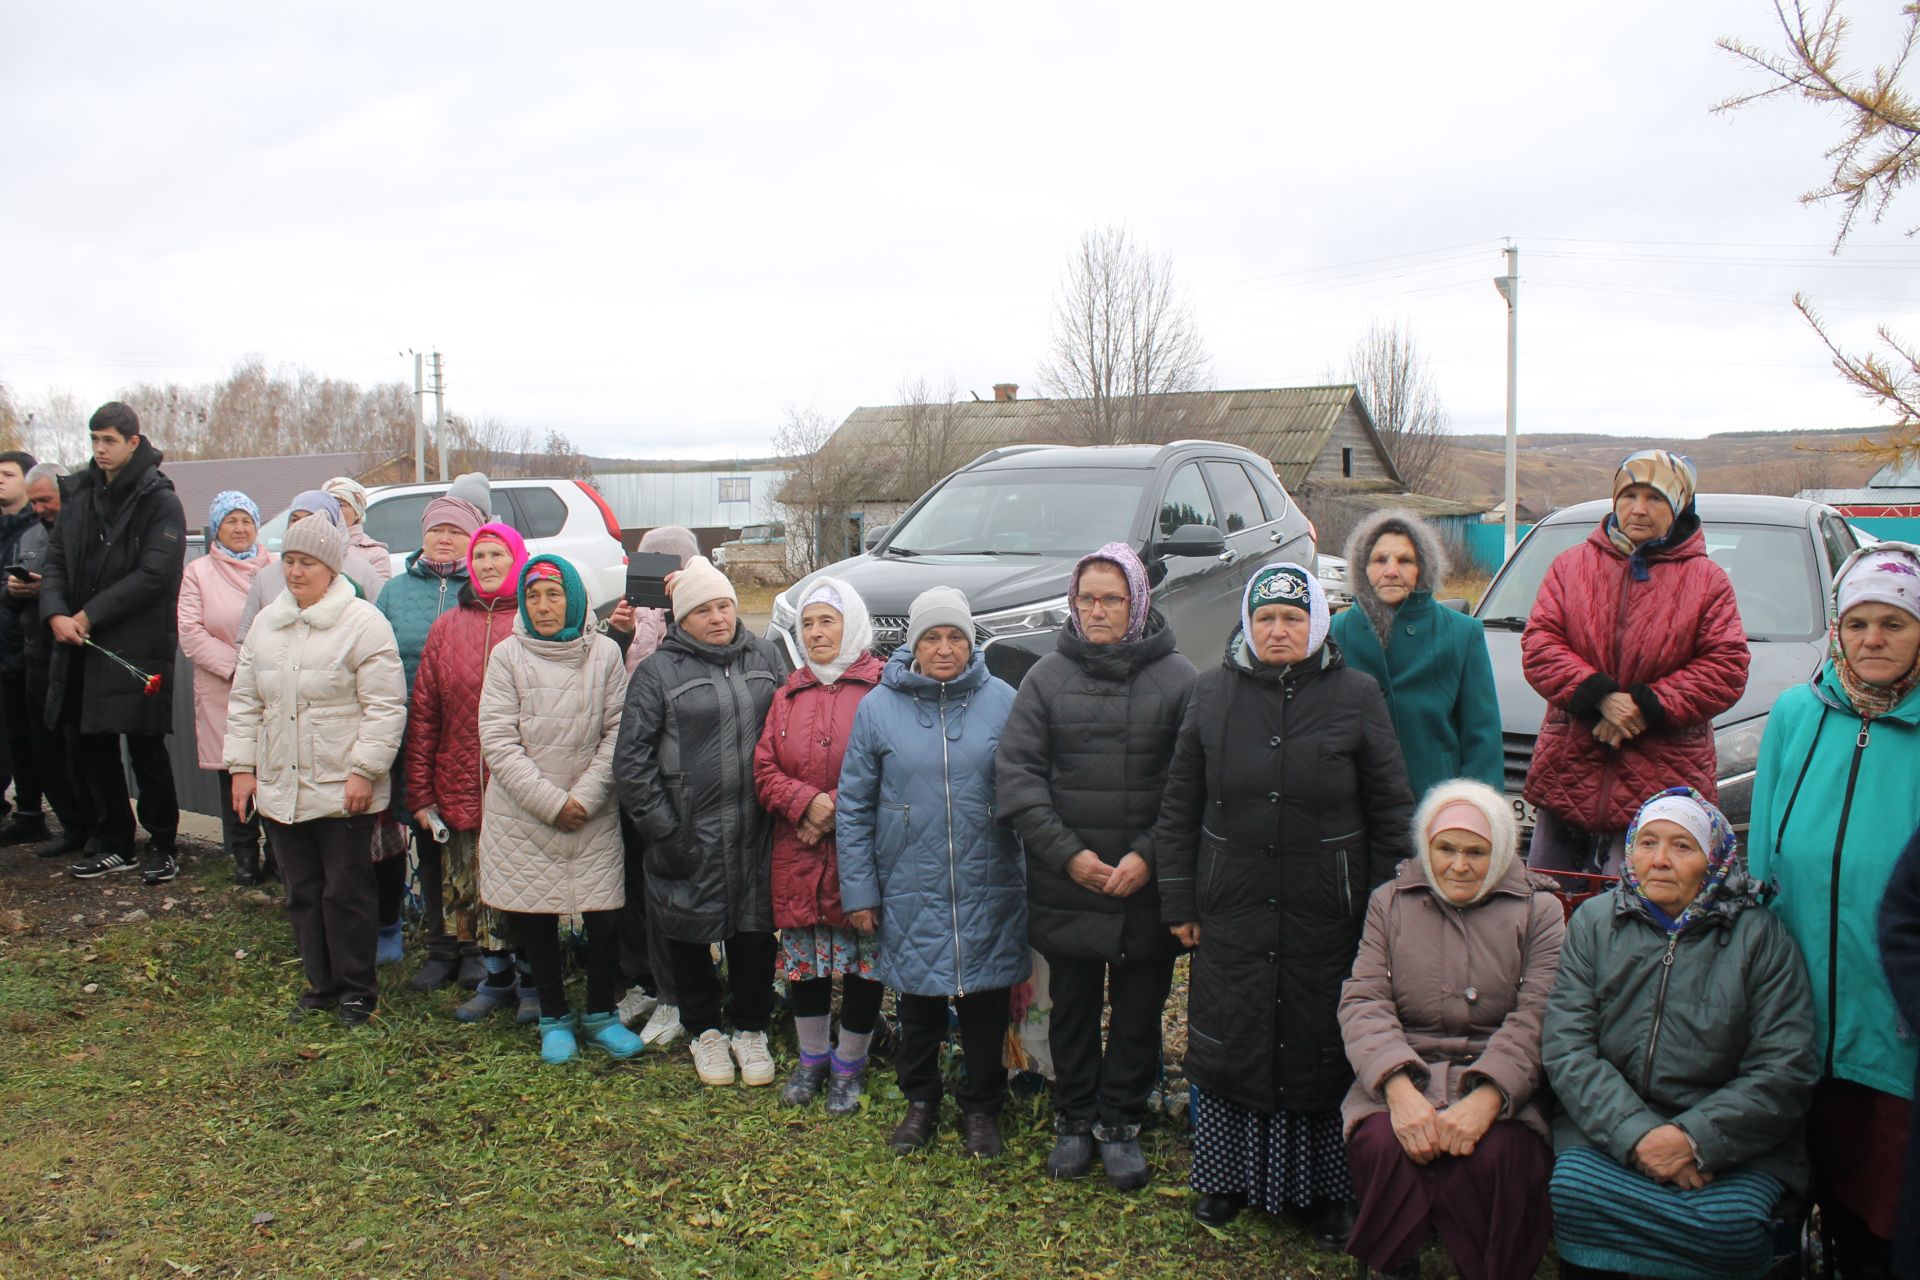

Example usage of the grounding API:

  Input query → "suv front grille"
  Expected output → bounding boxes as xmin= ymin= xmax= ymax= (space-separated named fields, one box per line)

xmin=1503 ymin=731 xmax=1535 ymax=793
xmin=867 ymin=615 xmax=992 ymax=658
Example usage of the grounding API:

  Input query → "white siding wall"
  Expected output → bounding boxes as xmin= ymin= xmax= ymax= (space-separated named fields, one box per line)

xmin=591 ymin=469 xmax=789 ymax=531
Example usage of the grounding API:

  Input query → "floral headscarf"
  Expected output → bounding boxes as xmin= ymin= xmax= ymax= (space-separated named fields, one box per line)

xmin=207 ymin=490 xmax=261 ymax=561
xmin=1829 ymin=541 xmax=1920 ymax=721
xmin=1620 ymin=786 xmax=1739 ymax=934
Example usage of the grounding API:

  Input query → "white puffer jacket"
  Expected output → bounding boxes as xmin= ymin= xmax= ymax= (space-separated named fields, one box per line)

xmin=476 ymin=621 xmax=629 ymax=914
xmin=225 ymin=574 xmax=407 ymax=824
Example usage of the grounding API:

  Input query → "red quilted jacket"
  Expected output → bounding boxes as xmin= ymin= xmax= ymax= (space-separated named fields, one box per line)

xmin=1521 ymin=518 xmax=1749 ymax=832
xmin=405 ymin=592 xmax=518 ymax=831
xmin=752 ymin=652 xmax=885 ymax=930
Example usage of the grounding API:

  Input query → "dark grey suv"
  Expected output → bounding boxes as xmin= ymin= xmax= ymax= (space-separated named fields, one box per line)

xmin=1475 ymin=493 xmax=1865 ymax=839
xmin=769 ymin=442 xmax=1317 ymax=685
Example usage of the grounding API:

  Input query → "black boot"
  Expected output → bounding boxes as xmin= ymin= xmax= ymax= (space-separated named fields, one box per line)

xmin=960 ymin=1111 xmax=1002 ymax=1159
xmin=1192 ymin=1192 xmax=1243 ymax=1227
xmin=0 ymin=813 xmax=51 ymax=846
xmin=1046 ymin=1121 xmax=1094 ymax=1179
xmin=1312 ymin=1197 xmax=1358 ymax=1249
xmin=232 ymin=848 xmax=262 ymax=886
xmin=888 ymin=1101 xmax=938 ymax=1154
xmin=407 ymin=949 xmax=462 ymax=993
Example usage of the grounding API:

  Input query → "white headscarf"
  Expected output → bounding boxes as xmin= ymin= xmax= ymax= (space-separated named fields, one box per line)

xmin=798 ymin=576 xmax=874 ymax=685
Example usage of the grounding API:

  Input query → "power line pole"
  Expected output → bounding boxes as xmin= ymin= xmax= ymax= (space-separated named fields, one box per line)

xmin=430 ymin=350 xmax=448 ymax=481
xmin=412 ymin=352 xmax=426 ymax=483
xmin=1494 ymin=246 xmax=1520 ymax=560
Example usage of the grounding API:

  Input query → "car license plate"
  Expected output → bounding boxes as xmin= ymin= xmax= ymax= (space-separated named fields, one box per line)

xmin=1508 ymin=794 xmax=1537 ymax=832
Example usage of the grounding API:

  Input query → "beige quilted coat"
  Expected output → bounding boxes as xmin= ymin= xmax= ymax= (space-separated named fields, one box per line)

xmin=225 ymin=574 xmax=407 ymax=824
xmin=476 ymin=621 xmax=629 ymax=914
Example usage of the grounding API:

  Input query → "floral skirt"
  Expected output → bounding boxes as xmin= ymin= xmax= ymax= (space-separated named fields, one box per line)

xmin=780 ymin=925 xmax=877 ymax=985
xmin=1189 ymin=1085 xmax=1353 ymax=1211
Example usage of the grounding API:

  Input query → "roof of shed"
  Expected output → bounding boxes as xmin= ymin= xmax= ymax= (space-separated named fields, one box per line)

xmin=162 ymin=452 xmax=400 ymax=531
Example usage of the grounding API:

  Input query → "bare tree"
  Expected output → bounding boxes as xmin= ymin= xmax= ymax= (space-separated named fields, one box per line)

xmin=1037 ymin=227 xmax=1211 ymax=445
xmin=18 ymin=388 xmax=89 ymax=466
xmin=1347 ymin=319 xmax=1450 ymax=495
xmin=0 ymin=380 xmax=22 ymax=452
xmin=1719 ymin=1 xmax=1920 ymax=458
xmin=892 ymin=374 xmax=964 ymax=498
xmin=772 ymin=404 xmax=863 ymax=574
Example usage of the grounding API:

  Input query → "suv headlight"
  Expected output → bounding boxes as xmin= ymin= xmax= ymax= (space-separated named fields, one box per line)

xmin=771 ymin=591 xmax=797 ymax=633
xmin=974 ymin=597 xmax=1072 ymax=640
xmin=1714 ymin=714 xmax=1767 ymax=781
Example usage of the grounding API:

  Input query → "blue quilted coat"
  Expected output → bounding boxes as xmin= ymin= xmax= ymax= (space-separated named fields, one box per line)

xmin=836 ymin=646 xmax=1028 ymax=997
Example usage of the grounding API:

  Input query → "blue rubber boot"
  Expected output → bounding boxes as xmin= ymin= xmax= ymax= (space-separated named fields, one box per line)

xmin=375 ymin=923 xmax=404 ymax=967
xmin=580 ymin=1011 xmax=644 ymax=1060
xmin=538 ymin=1013 xmax=578 ymax=1065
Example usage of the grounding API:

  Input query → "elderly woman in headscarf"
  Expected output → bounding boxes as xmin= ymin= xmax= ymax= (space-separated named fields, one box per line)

xmin=1330 ymin=510 xmax=1503 ymax=800
xmin=836 ymin=586 xmax=1025 ymax=1159
xmin=610 ymin=523 xmax=703 ymax=1048
xmin=323 ymin=476 xmax=392 ymax=591
xmin=753 ymin=577 xmax=887 ymax=1113
xmin=179 ymin=491 xmax=276 ymax=884
xmin=1750 ymin=541 xmax=1920 ymax=1275
xmin=1338 ymin=779 xmax=1565 ymax=1280
xmin=1152 ymin=563 xmax=1414 ymax=1245
xmin=996 ymin=542 xmax=1196 ymax=1189
xmin=1542 ymin=788 xmax=1818 ymax=1280
xmin=1522 ymin=451 xmax=1749 ymax=875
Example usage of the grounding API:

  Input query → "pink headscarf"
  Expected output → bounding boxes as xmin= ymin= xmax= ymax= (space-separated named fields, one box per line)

xmin=466 ymin=521 xmax=528 ymax=603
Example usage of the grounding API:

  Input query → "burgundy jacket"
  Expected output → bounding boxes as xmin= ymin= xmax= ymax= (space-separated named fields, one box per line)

xmin=405 ymin=591 xmax=518 ymax=831
xmin=752 ymin=652 xmax=885 ymax=930
xmin=1521 ymin=518 xmax=1749 ymax=832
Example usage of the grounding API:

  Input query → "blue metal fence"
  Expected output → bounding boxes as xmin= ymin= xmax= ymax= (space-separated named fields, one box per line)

xmin=1461 ymin=522 xmax=1536 ymax=575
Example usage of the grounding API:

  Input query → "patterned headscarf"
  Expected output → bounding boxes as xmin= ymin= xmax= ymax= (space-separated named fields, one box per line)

xmin=1621 ymin=787 xmax=1739 ymax=934
xmin=1606 ymin=449 xmax=1699 ymax=579
xmin=798 ymin=576 xmax=875 ymax=685
xmin=207 ymin=490 xmax=261 ymax=561
xmin=519 ymin=553 xmax=589 ymax=642
xmin=322 ymin=476 xmax=369 ymax=523
xmin=1068 ymin=542 xmax=1151 ymax=642
xmin=1242 ymin=562 xmax=1329 ymax=658
xmin=1829 ymin=541 xmax=1920 ymax=720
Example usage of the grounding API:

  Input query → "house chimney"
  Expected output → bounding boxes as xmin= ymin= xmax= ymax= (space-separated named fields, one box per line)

xmin=992 ymin=383 xmax=1018 ymax=402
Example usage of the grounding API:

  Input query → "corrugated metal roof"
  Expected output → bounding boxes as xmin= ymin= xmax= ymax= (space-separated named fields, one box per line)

xmin=826 ymin=385 xmax=1373 ymax=498
xmin=163 ymin=452 xmax=388 ymax=532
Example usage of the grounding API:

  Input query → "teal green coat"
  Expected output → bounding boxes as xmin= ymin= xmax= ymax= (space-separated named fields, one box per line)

xmin=1749 ymin=664 xmax=1920 ymax=1100
xmin=374 ymin=550 xmax=471 ymax=694
xmin=1329 ymin=591 xmax=1504 ymax=801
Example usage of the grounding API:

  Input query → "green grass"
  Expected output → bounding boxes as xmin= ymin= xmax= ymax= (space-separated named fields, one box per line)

xmin=0 ymin=862 xmax=1360 ymax=1279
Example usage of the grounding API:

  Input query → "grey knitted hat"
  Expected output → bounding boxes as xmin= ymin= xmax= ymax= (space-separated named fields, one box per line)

xmin=905 ymin=586 xmax=973 ymax=654
xmin=282 ymin=515 xmax=347 ymax=573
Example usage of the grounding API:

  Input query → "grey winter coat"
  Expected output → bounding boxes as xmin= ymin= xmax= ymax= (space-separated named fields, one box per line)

xmin=837 ymin=646 xmax=1028 ymax=997
xmin=615 ymin=622 xmax=781 ymax=943
xmin=477 ymin=622 xmax=628 ymax=915
xmin=996 ymin=609 xmax=1196 ymax=961
xmin=1541 ymin=870 xmax=1820 ymax=1191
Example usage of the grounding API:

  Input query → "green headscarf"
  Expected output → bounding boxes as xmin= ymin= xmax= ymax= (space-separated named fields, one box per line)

xmin=518 ymin=553 xmax=589 ymax=641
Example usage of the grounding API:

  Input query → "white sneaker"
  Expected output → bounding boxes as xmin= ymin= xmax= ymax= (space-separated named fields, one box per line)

xmin=615 ymin=987 xmax=658 ymax=1028
xmin=731 ymin=1029 xmax=776 ymax=1087
xmin=690 ymin=1029 xmax=735 ymax=1086
xmin=640 ymin=1002 xmax=683 ymax=1049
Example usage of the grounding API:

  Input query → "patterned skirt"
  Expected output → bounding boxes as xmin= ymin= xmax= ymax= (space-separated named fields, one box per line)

xmin=1188 ymin=1085 xmax=1353 ymax=1211
xmin=1550 ymin=1144 xmax=1784 ymax=1280
xmin=780 ymin=925 xmax=878 ymax=985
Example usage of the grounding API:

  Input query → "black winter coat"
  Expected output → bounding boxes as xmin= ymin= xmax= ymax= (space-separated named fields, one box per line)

xmin=3 ymin=513 xmax=57 ymax=672
xmin=0 ymin=506 xmax=38 ymax=676
xmin=616 ymin=622 xmax=781 ymax=944
xmin=1153 ymin=634 xmax=1414 ymax=1114
xmin=997 ymin=610 xmax=1197 ymax=961
xmin=41 ymin=442 xmax=186 ymax=737
xmin=1876 ymin=820 xmax=1920 ymax=1280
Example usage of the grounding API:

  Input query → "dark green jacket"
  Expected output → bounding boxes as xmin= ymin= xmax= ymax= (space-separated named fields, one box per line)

xmin=375 ymin=549 xmax=470 ymax=693
xmin=1542 ymin=872 xmax=1820 ymax=1190
xmin=1329 ymin=590 xmax=1503 ymax=801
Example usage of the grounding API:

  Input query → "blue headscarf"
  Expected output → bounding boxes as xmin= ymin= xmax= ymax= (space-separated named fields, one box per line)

xmin=1620 ymin=787 xmax=1739 ymax=934
xmin=207 ymin=490 xmax=262 ymax=561
xmin=288 ymin=489 xmax=343 ymax=528
xmin=518 ymin=553 xmax=589 ymax=642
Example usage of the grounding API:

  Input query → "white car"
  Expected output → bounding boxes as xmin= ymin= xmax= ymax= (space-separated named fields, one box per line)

xmin=258 ymin=477 xmax=630 ymax=610
xmin=1317 ymin=553 xmax=1354 ymax=611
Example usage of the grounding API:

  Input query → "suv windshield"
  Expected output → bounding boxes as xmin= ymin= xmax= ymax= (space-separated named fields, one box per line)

xmin=1478 ymin=519 xmax=1826 ymax=642
xmin=885 ymin=468 xmax=1147 ymax=556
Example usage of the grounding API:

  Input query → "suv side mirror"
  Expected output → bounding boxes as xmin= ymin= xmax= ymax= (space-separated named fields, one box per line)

xmin=863 ymin=523 xmax=891 ymax=551
xmin=1439 ymin=597 xmax=1470 ymax=613
xmin=1159 ymin=523 xmax=1226 ymax=558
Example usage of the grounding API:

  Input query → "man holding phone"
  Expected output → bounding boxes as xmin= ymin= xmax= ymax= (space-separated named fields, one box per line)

xmin=0 ymin=448 xmax=46 ymax=847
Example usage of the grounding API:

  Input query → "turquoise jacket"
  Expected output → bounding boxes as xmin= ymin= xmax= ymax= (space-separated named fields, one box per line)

xmin=374 ymin=550 xmax=471 ymax=694
xmin=1749 ymin=663 xmax=1920 ymax=1099
xmin=1329 ymin=591 xmax=1504 ymax=802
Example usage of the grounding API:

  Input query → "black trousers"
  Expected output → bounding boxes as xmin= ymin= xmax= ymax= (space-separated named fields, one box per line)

xmin=214 ymin=770 xmax=262 ymax=870
xmin=895 ymin=987 xmax=1012 ymax=1114
xmin=268 ymin=815 xmax=377 ymax=1005
xmin=24 ymin=662 xmax=88 ymax=839
xmin=668 ymin=931 xmax=776 ymax=1035
xmin=790 ymin=973 xmax=885 ymax=1034
xmin=618 ymin=813 xmax=677 ymax=1002
xmin=509 ymin=909 xmax=622 ymax=1019
xmin=414 ymin=830 xmax=452 ymax=957
xmin=374 ymin=853 xmax=406 ymax=929
xmin=1045 ymin=950 xmax=1176 ymax=1129
xmin=0 ymin=665 xmax=41 ymax=815
xmin=68 ymin=731 xmax=177 ymax=850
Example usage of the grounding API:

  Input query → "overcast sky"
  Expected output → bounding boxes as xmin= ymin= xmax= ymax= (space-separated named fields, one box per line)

xmin=6 ymin=1 xmax=1920 ymax=460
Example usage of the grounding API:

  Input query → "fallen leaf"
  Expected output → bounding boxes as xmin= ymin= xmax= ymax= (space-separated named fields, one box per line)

xmin=251 ymin=1211 xmax=275 ymax=1227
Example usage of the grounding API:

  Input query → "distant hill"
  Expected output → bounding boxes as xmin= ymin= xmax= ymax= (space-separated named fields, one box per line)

xmin=1436 ymin=428 xmax=1882 ymax=511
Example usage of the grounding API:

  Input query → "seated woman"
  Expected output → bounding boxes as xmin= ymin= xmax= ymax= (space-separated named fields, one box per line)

xmin=1542 ymin=788 xmax=1819 ymax=1280
xmin=1339 ymin=779 xmax=1566 ymax=1280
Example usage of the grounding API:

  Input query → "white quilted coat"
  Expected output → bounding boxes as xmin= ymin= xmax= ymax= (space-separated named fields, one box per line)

xmin=476 ymin=621 xmax=629 ymax=914
xmin=225 ymin=574 xmax=407 ymax=824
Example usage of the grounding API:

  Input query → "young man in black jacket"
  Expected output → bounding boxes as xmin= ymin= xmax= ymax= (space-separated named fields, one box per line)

xmin=41 ymin=403 xmax=187 ymax=884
